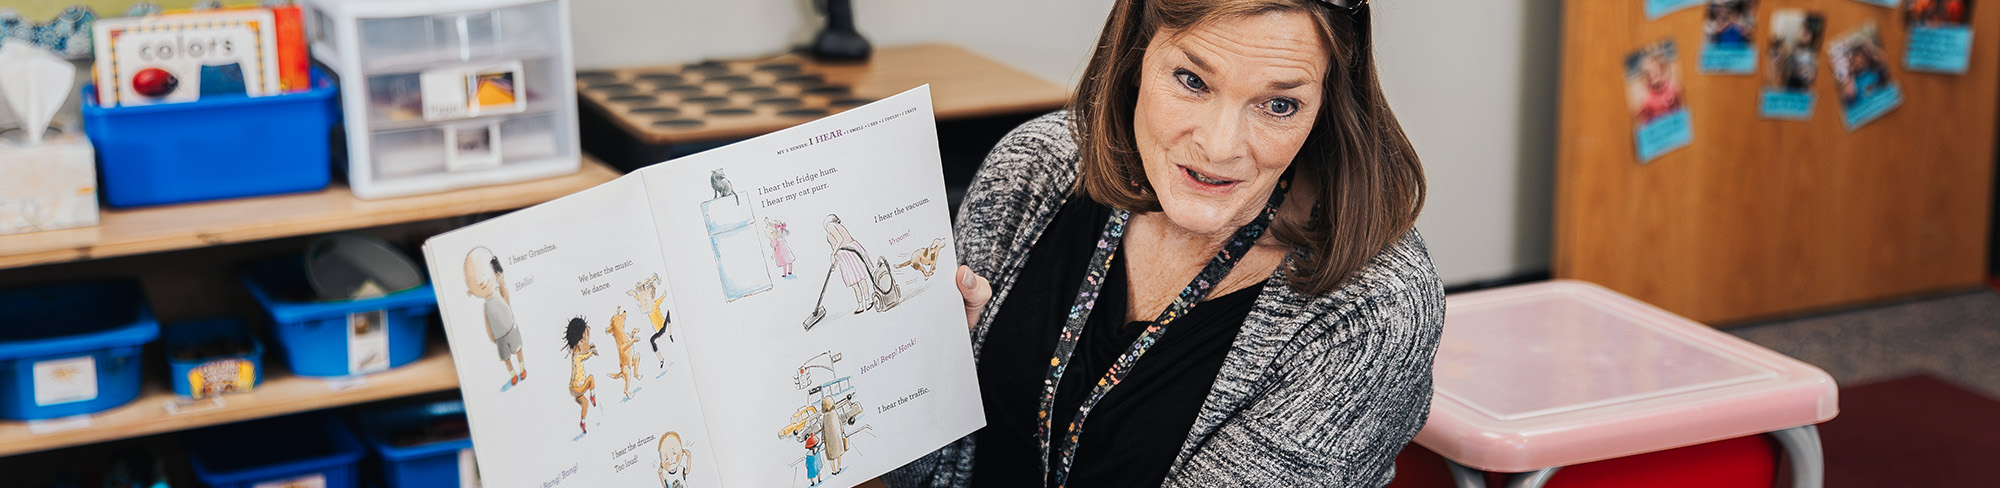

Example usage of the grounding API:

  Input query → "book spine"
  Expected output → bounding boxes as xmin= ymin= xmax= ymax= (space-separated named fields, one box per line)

xmin=273 ymin=5 xmax=309 ymax=92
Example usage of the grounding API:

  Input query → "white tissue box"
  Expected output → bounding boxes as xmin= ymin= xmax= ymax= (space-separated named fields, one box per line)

xmin=0 ymin=127 xmax=100 ymax=235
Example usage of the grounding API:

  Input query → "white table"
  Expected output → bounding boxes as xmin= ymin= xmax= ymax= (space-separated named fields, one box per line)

xmin=1418 ymin=281 xmax=1838 ymax=488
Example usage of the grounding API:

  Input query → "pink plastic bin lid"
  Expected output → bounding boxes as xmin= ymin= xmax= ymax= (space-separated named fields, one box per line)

xmin=1413 ymin=280 xmax=1837 ymax=472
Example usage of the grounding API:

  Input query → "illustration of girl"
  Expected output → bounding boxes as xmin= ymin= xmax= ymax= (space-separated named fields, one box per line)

xmin=768 ymin=218 xmax=797 ymax=278
xmin=658 ymin=431 xmax=692 ymax=488
xmin=823 ymin=215 xmax=872 ymax=314
xmin=563 ymin=317 xmax=599 ymax=434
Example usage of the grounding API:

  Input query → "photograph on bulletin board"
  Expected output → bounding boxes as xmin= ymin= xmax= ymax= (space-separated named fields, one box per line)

xmin=1828 ymin=23 xmax=1904 ymax=130
xmin=1906 ymin=0 xmax=1976 ymax=74
xmin=1625 ymin=40 xmax=1694 ymax=162
xmin=1702 ymin=0 xmax=1759 ymax=74
xmin=1852 ymin=0 xmax=1900 ymax=7
xmin=1762 ymin=9 xmax=1826 ymax=120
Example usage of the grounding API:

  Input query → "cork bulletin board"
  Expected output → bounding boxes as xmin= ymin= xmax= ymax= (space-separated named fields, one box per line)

xmin=1554 ymin=0 xmax=1996 ymax=324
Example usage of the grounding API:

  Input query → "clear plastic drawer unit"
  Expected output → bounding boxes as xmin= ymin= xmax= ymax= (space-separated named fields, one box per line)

xmin=305 ymin=0 xmax=581 ymax=199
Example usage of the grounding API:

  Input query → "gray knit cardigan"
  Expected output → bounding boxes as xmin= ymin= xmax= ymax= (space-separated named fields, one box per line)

xmin=886 ymin=112 xmax=1445 ymax=487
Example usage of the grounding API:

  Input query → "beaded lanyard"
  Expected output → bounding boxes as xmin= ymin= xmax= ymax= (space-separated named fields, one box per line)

xmin=1036 ymin=174 xmax=1291 ymax=487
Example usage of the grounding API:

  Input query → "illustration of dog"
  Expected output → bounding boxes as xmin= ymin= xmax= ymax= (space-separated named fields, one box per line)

xmin=603 ymin=308 xmax=642 ymax=398
xmin=894 ymin=238 xmax=947 ymax=279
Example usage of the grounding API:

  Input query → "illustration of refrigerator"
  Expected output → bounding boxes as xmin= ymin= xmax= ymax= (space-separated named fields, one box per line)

xmin=703 ymin=194 xmax=773 ymax=301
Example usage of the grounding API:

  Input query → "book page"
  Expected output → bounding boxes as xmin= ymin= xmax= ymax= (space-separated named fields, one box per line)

xmin=639 ymin=86 xmax=984 ymax=488
xmin=424 ymin=176 xmax=724 ymax=488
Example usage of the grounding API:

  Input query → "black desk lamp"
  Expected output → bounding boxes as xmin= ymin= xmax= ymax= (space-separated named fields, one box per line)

xmin=809 ymin=0 xmax=871 ymax=61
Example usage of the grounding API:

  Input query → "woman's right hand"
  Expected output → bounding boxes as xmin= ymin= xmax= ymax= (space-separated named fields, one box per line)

xmin=956 ymin=265 xmax=992 ymax=331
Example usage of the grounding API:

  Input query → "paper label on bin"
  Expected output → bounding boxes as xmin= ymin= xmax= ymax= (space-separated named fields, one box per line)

xmin=446 ymin=122 xmax=504 ymax=173
xmin=164 ymin=396 xmax=227 ymax=415
xmin=459 ymin=447 xmax=482 ymax=488
xmin=25 ymin=414 xmax=94 ymax=434
xmin=349 ymin=309 xmax=392 ymax=375
xmin=252 ymin=473 xmax=326 ymax=488
xmin=420 ymin=61 xmax=527 ymax=122
xmin=322 ymin=376 xmax=369 ymax=391
xmin=32 ymin=356 xmax=98 ymax=406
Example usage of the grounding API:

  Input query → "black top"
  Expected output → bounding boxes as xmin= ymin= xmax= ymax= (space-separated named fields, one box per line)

xmin=969 ymin=197 xmax=1263 ymax=488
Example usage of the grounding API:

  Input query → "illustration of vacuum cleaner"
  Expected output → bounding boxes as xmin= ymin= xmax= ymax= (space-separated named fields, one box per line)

xmin=802 ymin=246 xmax=902 ymax=330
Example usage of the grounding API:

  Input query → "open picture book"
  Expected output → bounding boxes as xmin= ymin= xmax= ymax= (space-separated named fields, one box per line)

xmin=422 ymin=86 xmax=982 ymax=488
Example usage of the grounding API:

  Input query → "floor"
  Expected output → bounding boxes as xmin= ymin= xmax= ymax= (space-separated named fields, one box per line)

xmin=1727 ymin=287 xmax=2000 ymax=399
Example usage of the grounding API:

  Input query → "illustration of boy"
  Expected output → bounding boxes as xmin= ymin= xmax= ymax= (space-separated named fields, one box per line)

xmin=465 ymin=247 xmax=526 ymax=386
xmin=563 ymin=317 xmax=599 ymax=434
xmin=658 ymin=431 xmax=692 ymax=488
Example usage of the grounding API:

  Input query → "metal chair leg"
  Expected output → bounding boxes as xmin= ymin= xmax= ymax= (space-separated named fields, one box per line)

xmin=1503 ymin=467 xmax=1560 ymax=488
xmin=1767 ymin=425 xmax=1824 ymax=488
xmin=1443 ymin=458 xmax=1487 ymax=488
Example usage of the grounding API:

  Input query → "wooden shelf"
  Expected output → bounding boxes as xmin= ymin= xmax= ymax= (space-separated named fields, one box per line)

xmin=0 ymin=159 xmax=622 ymax=271
xmin=0 ymin=346 xmax=461 ymax=457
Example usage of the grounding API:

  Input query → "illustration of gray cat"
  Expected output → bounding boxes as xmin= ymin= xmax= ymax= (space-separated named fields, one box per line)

xmin=711 ymin=169 xmax=738 ymax=204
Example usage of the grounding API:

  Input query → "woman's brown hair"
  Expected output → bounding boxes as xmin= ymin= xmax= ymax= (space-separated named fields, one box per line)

xmin=1070 ymin=0 xmax=1425 ymax=295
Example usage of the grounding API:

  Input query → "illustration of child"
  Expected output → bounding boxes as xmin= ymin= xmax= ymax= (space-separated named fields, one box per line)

xmin=628 ymin=274 xmax=673 ymax=367
xmin=779 ymin=406 xmax=827 ymax=487
xmin=465 ymin=247 xmax=526 ymax=386
xmin=767 ymin=218 xmax=796 ymax=278
xmin=563 ymin=317 xmax=599 ymax=434
xmin=823 ymin=215 xmax=873 ymax=314
xmin=658 ymin=431 xmax=692 ymax=488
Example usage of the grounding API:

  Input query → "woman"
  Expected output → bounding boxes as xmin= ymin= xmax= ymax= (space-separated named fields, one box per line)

xmin=890 ymin=0 xmax=1442 ymax=486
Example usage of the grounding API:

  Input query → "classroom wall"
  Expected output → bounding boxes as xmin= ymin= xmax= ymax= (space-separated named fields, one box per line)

xmin=566 ymin=0 xmax=1560 ymax=286
xmin=1375 ymin=0 xmax=1562 ymax=286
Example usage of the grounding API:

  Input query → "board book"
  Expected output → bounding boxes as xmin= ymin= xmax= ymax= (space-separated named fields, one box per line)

xmin=422 ymin=86 xmax=981 ymax=488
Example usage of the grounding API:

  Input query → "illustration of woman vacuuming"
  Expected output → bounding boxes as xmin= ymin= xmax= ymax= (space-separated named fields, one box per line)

xmin=801 ymin=215 xmax=905 ymax=329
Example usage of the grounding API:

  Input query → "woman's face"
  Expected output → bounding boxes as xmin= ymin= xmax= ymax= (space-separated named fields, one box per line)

xmin=1133 ymin=10 xmax=1328 ymax=238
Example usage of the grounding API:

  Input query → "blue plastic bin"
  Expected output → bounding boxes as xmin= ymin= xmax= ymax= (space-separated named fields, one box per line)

xmin=355 ymin=399 xmax=474 ymax=488
xmin=0 ymin=281 xmax=157 ymax=420
xmin=81 ymin=69 xmax=338 ymax=208
xmin=241 ymin=258 xmax=434 ymax=377
xmin=188 ymin=413 xmax=364 ymax=488
xmin=163 ymin=318 xmax=265 ymax=398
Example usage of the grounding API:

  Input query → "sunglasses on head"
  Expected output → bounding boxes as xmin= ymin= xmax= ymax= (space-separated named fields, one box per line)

xmin=1317 ymin=0 xmax=1368 ymax=14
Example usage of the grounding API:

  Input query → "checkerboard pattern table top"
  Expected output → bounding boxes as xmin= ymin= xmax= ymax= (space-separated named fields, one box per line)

xmin=576 ymin=44 xmax=1068 ymax=146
